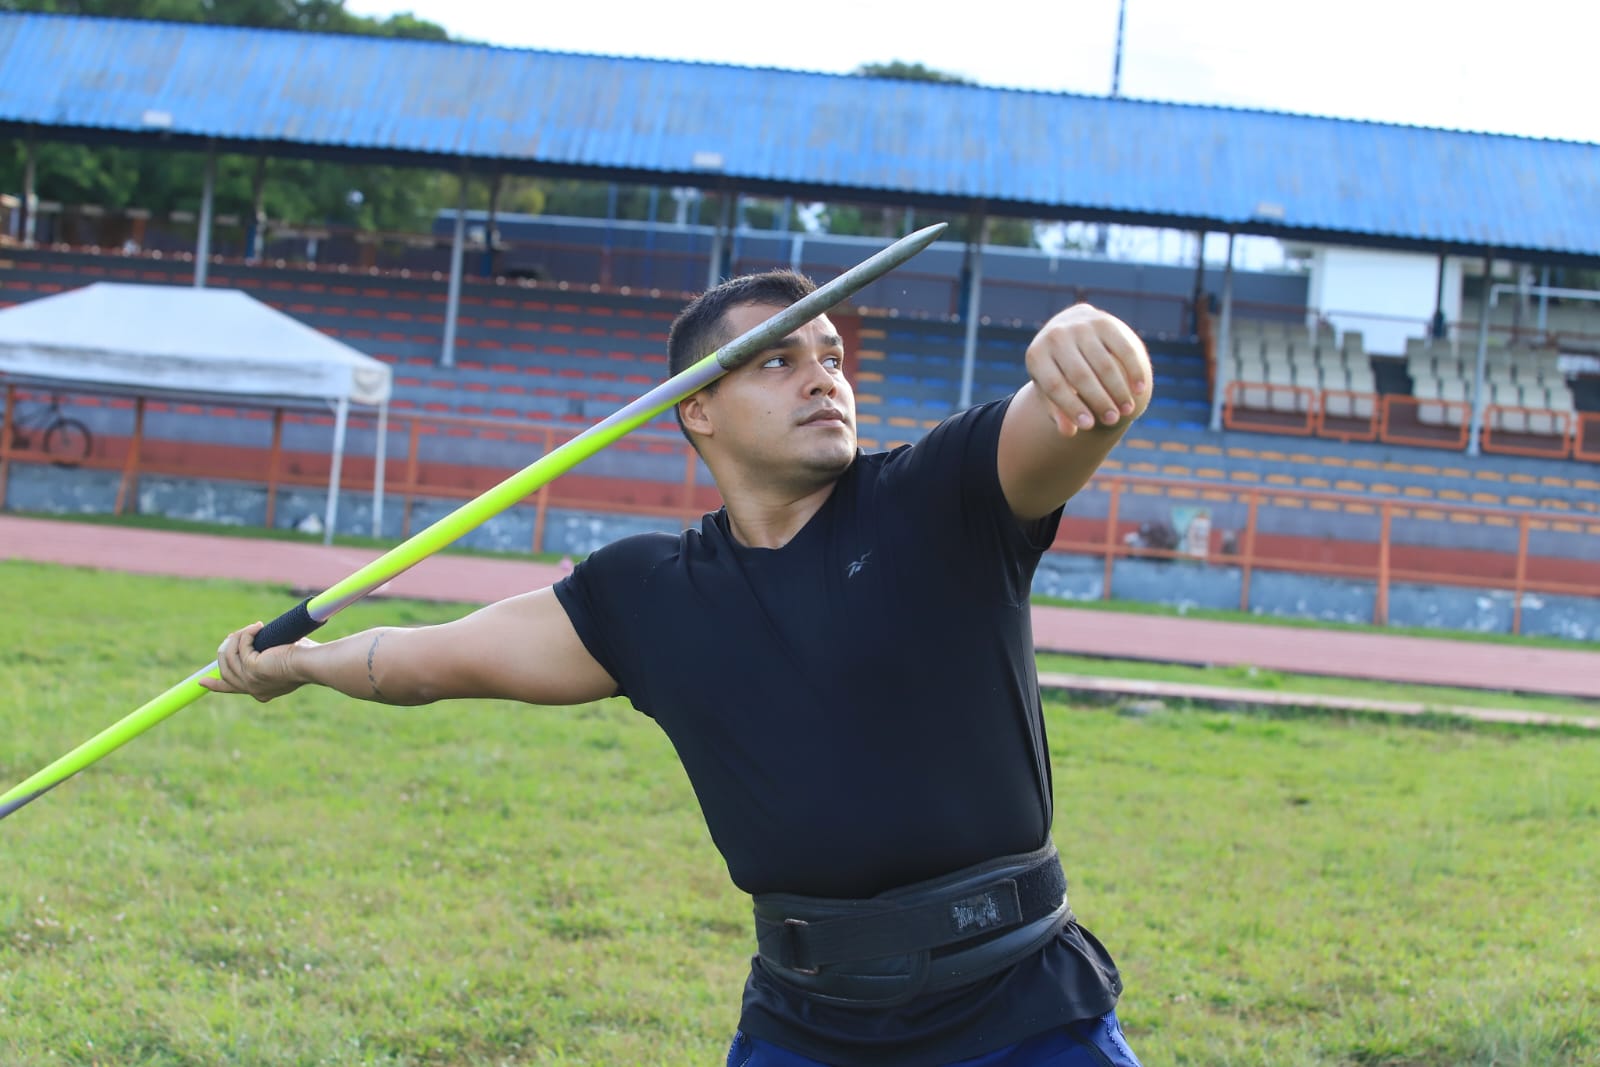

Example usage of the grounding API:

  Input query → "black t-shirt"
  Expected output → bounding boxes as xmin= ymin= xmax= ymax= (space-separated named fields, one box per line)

xmin=554 ymin=397 xmax=1121 ymax=1065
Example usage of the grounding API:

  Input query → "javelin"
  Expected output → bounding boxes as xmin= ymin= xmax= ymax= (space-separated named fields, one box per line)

xmin=1 ymin=222 xmax=947 ymax=822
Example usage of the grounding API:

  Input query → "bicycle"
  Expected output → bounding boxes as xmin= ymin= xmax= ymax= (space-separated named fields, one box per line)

xmin=2 ymin=392 xmax=94 ymax=467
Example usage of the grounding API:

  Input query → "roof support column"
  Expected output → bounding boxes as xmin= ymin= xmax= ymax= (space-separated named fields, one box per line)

xmin=247 ymin=156 xmax=267 ymax=263
xmin=20 ymin=139 xmax=36 ymax=246
xmin=957 ymin=211 xmax=987 ymax=411
xmin=371 ymin=401 xmax=388 ymax=540
xmin=601 ymin=182 xmax=617 ymax=286
xmin=1190 ymin=230 xmax=1207 ymax=337
xmin=1209 ymin=231 xmax=1236 ymax=433
xmin=729 ymin=194 xmax=746 ymax=276
xmin=194 ymin=143 xmax=216 ymax=288
xmin=1431 ymin=253 xmax=1449 ymax=339
xmin=1467 ymin=252 xmax=1493 ymax=457
xmin=322 ymin=394 xmax=350 ymax=547
xmin=1537 ymin=264 xmax=1550 ymax=336
xmin=707 ymin=191 xmax=733 ymax=288
xmin=482 ymin=173 xmax=501 ymax=278
xmin=440 ymin=162 xmax=468 ymax=368
xmin=643 ymin=186 xmax=660 ymax=289
xmin=1512 ymin=262 xmax=1529 ymax=342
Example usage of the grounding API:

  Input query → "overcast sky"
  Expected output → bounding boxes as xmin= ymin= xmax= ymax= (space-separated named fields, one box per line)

xmin=345 ymin=0 xmax=1597 ymax=143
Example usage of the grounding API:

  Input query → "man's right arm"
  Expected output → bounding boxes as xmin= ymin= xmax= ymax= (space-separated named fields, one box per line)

xmin=202 ymin=587 xmax=619 ymax=708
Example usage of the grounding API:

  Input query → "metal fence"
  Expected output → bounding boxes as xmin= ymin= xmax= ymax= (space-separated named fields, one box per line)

xmin=5 ymin=381 xmax=1597 ymax=636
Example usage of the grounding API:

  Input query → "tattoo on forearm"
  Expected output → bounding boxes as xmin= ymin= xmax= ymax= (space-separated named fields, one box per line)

xmin=366 ymin=633 xmax=387 ymax=701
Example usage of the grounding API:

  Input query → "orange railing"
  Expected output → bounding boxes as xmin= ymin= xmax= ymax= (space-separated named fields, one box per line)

xmin=0 ymin=383 xmax=711 ymax=553
xmin=1222 ymin=381 xmax=1317 ymax=436
xmin=1211 ymin=302 xmax=1600 ymax=460
xmin=7 ymin=381 xmax=1598 ymax=638
xmin=1481 ymin=405 xmax=1575 ymax=459
xmin=1577 ymin=412 xmax=1600 ymax=463
xmin=1057 ymin=475 xmax=1600 ymax=634
xmin=380 ymin=410 xmax=714 ymax=550
xmin=1221 ymin=383 xmax=1597 ymax=461
xmin=1316 ymin=390 xmax=1380 ymax=442
xmin=1378 ymin=395 xmax=1472 ymax=451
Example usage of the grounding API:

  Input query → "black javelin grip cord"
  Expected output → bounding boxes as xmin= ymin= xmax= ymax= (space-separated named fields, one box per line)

xmin=253 ymin=597 xmax=324 ymax=651
xmin=0 ymin=223 xmax=949 ymax=823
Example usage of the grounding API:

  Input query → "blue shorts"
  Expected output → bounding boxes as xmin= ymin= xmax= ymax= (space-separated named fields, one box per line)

xmin=727 ymin=1010 xmax=1143 ymax=1066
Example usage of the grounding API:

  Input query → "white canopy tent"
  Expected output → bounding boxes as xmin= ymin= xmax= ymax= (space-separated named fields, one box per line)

xmin=0 ymin=282 xmax=392 ymax=541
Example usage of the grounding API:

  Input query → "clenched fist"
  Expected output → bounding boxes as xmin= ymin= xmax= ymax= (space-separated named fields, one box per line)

xmin=1025 ymin=304 xmax=1152 ymax=437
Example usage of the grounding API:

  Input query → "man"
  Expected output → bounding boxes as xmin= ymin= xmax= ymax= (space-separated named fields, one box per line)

xmin=206 ymin=269 xmax=1151 ymax=1066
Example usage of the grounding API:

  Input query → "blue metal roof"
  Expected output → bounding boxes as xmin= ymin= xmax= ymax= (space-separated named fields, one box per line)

xmin=2 ymin=12 xmax=1597 ymax=261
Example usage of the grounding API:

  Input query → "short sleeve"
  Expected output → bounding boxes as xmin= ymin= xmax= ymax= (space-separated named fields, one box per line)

xmin=551 ymin=533 xmax=675 ymax=705
xmin=876 ymin=394 xmax=1062 ymax=602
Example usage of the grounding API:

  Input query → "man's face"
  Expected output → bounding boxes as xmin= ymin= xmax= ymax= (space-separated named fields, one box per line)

xmin=687 ymin=302 xmax=857 ymax=485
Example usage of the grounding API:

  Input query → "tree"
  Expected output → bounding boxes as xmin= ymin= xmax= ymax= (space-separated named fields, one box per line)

xmin=1 ymin=0 xmax=455 ymax=234
xmin=0 ymin=0 xmax=449 ymax=35
xmin=435 ymin=173 xmax=546 ymax=219
xmin=853 ymin=60 xmax=973 ymax=85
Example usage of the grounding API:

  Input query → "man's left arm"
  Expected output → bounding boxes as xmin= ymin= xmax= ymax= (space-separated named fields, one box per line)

xmin=997 ymin=304 xmax=1154 ymax=521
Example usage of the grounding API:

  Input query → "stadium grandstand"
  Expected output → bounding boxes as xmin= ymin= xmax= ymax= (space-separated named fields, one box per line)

xmin=2 ymin=11 xmax=1598 ymax=638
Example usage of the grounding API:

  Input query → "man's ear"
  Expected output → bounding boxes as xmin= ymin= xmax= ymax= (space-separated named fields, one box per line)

xmin=680 ymin=393 xmax=713 ymax=438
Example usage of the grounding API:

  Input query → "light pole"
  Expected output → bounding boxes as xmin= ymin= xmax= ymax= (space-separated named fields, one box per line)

xmin=1111 ymin=0 xmax=1128 ymax=98
xmin=1097 ymin=0 xmax=1129 ymax=256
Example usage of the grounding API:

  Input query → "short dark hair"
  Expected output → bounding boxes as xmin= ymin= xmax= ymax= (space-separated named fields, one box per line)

xmin=665 ymin=270 xmax=819 ymax=442
xmin=667 ymin=270 xmax=819 ymax=378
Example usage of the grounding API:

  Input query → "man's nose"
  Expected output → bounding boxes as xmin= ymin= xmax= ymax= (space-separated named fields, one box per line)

xmin=803 ymin=358 xmax=837 ymax=395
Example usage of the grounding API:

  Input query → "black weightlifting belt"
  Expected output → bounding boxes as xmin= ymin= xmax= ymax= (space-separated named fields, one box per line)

xmin=752 ymin=840 xmax=1069 ymax=1006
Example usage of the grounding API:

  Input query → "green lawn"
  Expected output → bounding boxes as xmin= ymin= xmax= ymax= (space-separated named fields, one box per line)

xmin=2 ymin=561 xmax=1596 ymax=1065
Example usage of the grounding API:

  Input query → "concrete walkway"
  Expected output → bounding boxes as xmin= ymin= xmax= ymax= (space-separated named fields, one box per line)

xmin=1036 ymin=672 xmax=1600 ymax=731
xmin=5 ymin=514 xmax=1599 ymax=701
xmin=1029 ymin=607 xmax=1600 ymax=700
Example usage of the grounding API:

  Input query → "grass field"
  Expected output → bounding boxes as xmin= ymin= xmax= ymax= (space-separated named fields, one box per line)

xmin=2 ymin=560 xmax=1597 ymax=1066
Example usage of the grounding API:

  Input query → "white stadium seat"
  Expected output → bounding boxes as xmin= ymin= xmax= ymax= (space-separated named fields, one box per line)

xmin=1441 ymin=379 xmax=1469 ymax=427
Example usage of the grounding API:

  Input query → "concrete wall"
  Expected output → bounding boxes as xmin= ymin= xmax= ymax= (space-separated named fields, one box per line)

xmin=1307 ymin=247 xmax=1465 ymax=356
xmin=432 ymin=212 xmax=1311 ymax=338
xmin=1032 ymin=551 xmax=1598 ymax=641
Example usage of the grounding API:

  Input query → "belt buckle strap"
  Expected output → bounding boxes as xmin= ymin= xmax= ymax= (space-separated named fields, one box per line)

xmin=753 ymin=842 xmax=1065 ymax=976
xmin=782 ymin=917 xmax=819 ymax=975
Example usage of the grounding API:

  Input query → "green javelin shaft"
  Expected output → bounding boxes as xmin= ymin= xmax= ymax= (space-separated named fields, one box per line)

xmin=0 ymin=223 xmax=947 ymax=822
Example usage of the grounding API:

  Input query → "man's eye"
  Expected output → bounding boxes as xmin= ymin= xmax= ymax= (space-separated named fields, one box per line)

xmin=761 ymin=356 xmax=786 ymax=369
xmin=824 ymin=355 xmax=844 ymax=369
